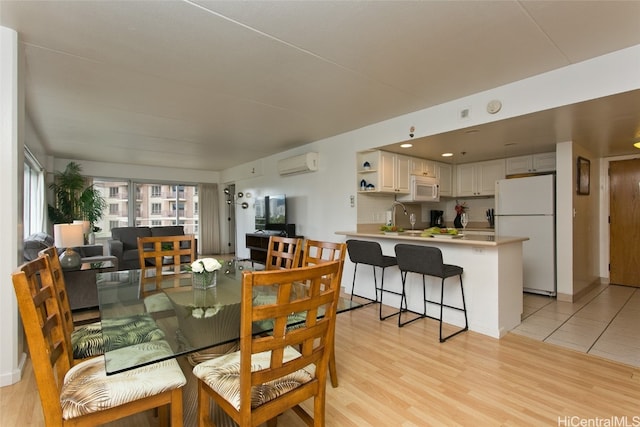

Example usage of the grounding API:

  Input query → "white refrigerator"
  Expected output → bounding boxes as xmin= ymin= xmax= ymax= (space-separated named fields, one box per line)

xmin=495 ymin=174 xmax=556 ymax=295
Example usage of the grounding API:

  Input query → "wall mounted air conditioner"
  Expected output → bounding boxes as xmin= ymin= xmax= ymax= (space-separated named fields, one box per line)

xmin=277 ymin=152 xmax=319 ymax=176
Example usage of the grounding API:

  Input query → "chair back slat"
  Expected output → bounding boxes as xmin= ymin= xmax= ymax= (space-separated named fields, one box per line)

xmin=302 ymin=239 xmax=347 ymax=287
xmin=12 ymin=255 xmax=70 ymax=424
xmin=264 ymin=236 xmax=302 ymax=270
xmin=302 ymin=239 xmax=346 ymax=266
xmin=137 ymin=235 xmax=196 ymax=294
xmin=39 ymin=246 xmax=76 ymax=362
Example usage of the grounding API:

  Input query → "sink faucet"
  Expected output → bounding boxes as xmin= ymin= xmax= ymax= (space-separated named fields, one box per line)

xmin=390 ymin=201 xmax=408 ymax=227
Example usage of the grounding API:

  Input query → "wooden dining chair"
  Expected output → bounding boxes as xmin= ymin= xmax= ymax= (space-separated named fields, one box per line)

xmin=12 ymin=255 xmax=186 ymax=427
xmin=302 ymin=239 xmax=347 ymax=274
xmin=192 ymin=260 xmax=342 ymax=427
xmin=264 ymin=235 xmax=302 ymax=270
xmin=137 ymin=234 xmax=196 ymax=288
xmin=39 ymin=246 xmax=165 ymax=361
xmin=301 ymin=239 xmax=347 ymax=388
xmin=137 ymin=234 xmax=196 ymax=313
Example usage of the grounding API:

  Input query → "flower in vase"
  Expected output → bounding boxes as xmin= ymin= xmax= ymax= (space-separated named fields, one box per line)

xmin=454 ymin=203 xmax=467 ymax=215
xmin=187 ymin=258 xmax=223 ymax=290
xmin=187 ymin=258 xmax=222 ymax=274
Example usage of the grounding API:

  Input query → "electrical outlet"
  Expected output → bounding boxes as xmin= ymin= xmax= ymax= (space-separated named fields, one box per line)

xmin=349 ymin=195 xmax=355 ymax=207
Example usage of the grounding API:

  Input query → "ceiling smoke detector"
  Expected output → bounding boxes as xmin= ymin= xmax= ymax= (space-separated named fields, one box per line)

xmin=486 ymin=100 xmax=502 ymax=114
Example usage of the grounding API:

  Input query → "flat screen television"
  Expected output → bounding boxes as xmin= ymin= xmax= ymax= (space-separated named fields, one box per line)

xmin=254 ymin=197 xmax=266 ymax=231
xmin=266 ymin=194 xmax=287 ymax=226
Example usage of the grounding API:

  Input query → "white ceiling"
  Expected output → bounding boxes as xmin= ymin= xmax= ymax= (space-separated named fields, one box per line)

xmin=2 ymin=1 xmax=640 ymax=170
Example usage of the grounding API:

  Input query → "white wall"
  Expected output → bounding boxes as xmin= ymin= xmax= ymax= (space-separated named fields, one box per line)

xmin=1 ymin=26 xmax=25 ymax=387
xmin=556 ymin=142 xmax=574 ymax=299
xmin=571 ymin=144 xmax=600 ymax=297
xmin=223 ymin=140 xmax=360 ymax=259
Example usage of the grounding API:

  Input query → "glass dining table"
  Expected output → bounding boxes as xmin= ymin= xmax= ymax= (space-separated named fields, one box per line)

xmin=96 ymin=259 xmax=364 ymax=375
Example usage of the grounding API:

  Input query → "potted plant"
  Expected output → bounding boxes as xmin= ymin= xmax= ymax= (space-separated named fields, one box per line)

xmin=48 ymin=162 xmax=107 ymax=242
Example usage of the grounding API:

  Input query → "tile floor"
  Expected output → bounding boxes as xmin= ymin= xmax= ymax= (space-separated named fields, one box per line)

xmin=511 ymin=284 xmax=640 ymax=367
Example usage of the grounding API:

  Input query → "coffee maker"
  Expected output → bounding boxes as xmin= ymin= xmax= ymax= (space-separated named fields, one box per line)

xmin=430 ymin=210 xmax=444 ymax=227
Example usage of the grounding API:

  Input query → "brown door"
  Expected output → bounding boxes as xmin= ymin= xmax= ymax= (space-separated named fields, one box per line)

xmin=609 ymin=158 xmax=640 ymax=286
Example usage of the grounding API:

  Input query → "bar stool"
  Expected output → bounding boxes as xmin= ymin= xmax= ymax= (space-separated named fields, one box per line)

xmin=394 ymin=244 xmax=468 ymax=342
xmin=346 ymin=239 xmax=399 ymax=321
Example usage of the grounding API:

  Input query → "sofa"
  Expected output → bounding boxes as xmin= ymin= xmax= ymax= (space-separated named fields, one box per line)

xmin=107 ymin=226 xmax=196 ymax=270
xmin=24 ymin=232 xmax=105 ymax=262
xmin=24 ymin=232 xmax=116 ymax=311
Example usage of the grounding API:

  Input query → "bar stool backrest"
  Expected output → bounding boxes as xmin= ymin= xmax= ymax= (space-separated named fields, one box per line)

xmin=395 ymin=244 xmax=444 ymax=278
xmin=346 ymin=240 xmax=386 ymax=266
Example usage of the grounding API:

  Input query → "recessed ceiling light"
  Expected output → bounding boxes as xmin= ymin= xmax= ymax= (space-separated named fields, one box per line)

xmin=634 ymin=141 xmax=640 ymax=149
xmin=400 ymin=143 xmax=413 ymax=148
xmin=441 ymin=153 xmax=453 ymax=157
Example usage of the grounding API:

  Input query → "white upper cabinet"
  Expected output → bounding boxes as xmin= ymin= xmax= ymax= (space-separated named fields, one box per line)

xmin=357 ymin=150 xmax=410 ymax=194
xmin=505 ymin=153 xmax=556 ymax=175
xmin=456 ymin=159 xmax=505 ymax=197
xmin=380 ymin=151 xmax=410 ymax=193
xmin=409 ymin=158 xmax=436 ymax=177
xmin=435 ymin=162 xmax=453 ymax=197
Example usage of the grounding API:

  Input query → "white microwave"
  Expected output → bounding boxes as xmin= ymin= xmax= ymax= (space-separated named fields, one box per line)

xmin=398 ymin=175 xmax=440 ymax=202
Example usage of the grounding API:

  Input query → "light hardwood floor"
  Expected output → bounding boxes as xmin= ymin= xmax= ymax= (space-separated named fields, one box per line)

xmin=3 ymin=302 xmax=639 ymax=426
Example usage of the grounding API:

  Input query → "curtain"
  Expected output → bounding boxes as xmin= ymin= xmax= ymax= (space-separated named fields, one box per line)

xmin=32 ymin=169 xmax=46 ymax=234
xmin=199 ymin=183 xmax=221 ymax=255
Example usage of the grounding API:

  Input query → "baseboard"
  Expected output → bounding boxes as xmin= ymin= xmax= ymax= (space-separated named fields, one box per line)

xmin=0 ymin=352 xmax=26 ymax=387
xmin=557 ymin=277 xmax=604 ymax=303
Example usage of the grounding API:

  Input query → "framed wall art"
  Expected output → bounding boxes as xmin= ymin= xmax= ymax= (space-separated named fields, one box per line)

xmin=577 ymin=156 xmax=590 ymax=195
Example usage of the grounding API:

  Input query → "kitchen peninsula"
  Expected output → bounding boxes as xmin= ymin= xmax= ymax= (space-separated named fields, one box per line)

xmin=335 ymin=230 xmax=529 ymax=339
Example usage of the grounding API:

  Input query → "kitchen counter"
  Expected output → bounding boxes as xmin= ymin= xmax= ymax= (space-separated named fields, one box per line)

xmin=335 ymin=231 xmax=527 ymax=339
xmin=336 ymin=231 xmax=521 ymax=247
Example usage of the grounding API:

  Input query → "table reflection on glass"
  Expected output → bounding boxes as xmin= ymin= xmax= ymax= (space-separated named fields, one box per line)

xmin=96 ymin=259 xmax=363 ymax=375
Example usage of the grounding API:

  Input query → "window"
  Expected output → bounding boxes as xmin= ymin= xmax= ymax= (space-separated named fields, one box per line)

xmin=82 ymin=179 xmax=199 ymax=236
xmin=93 ymin=179 xmax=127 ymax=238
xmin=23 ymin=149 xmax=45 ymax=237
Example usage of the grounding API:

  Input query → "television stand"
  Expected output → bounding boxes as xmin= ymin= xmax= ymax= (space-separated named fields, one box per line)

xmin=245 ymin=232 xmax=303 ymax=265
